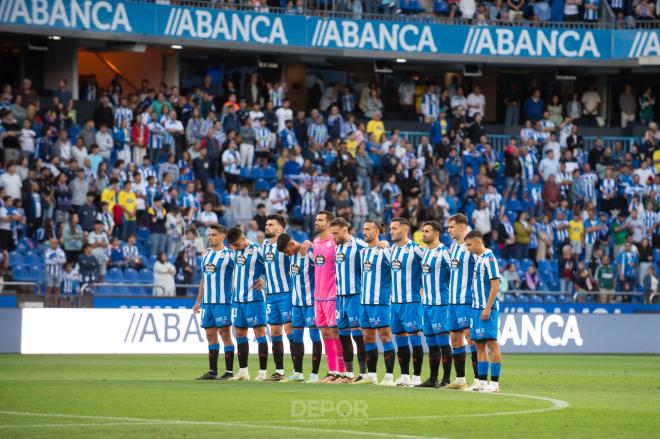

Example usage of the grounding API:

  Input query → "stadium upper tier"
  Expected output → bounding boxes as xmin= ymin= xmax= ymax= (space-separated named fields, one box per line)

xmin=0 ymin=0 xmax=659 ymax=65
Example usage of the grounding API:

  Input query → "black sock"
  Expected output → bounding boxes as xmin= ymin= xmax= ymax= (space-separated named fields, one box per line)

xmin=237 ymin=341 xmax=249 ymax=368
xmin=293 ymin=342 xmax=304 ymax=374
xmin=441 ymin=345 xmax=453 ymax=383
xmin=312 ymin=341 xmax=322 ymax=374
xmin=224 ymin=348 xmax=234 ymax=373
xmin=366 ymin=348 xmax=378 ymax=373
xmin=339 ymin=334 xmax=354 ymax=373
xmin=471 ymin=349 xmax=478 ymax=379
xmin=353 ymin=334 xmax=366 ymax=374
xmin=453 ymin=350 xmax=466 ymax=378
xmin=272 ymin=338 xmax=284 ymax=371
xmin=258 ymin=340 xmax=268 ymax=371
xmin=208 ymin=348 xmax=219 ymax=374
xmin=384 ymin=348 xmax=395 ymax=374
xmin=397 ymin=345 xmax=411 ymax=375
xmin=428 ymin=346 xmax=440 ymax=381
xmin=412 ymin=345 xmax=424 ymax=377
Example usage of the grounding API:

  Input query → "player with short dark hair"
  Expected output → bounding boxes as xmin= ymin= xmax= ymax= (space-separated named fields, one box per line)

xmin=330 ymin=217 xmax=368 ymax=383
xmin=446 ymin=213 xmax=479 ymax=390
xmin=193 ymin=225 xmax=235 ymax=380
xmin=357 ymin=220 xmax=396 ymax=386
xmin=277 ymin=233 xmax=322 ymax=382
xmin=464 ymin=230 xmax=502 ymax=393
xmin=388 ymin=217 xmax=425 ymax=387
xmin=225 ymin=227 xmax=268 ymax=381
xmin=416 ymin=221 xmax=453 ymax=388
xmin=262 ymin=214 xmax=293 ymax=381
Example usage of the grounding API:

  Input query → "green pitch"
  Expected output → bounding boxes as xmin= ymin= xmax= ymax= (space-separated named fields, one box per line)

xmin=0 ymin=354 xmax=659 ymax=438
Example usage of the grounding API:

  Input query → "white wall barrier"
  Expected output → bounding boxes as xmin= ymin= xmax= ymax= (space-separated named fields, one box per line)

xmin=1 ymin=309 xmax=659 ymax=354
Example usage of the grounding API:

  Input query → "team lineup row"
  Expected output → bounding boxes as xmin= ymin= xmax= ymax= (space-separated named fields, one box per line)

xmin=192 ymin=212 xmax=502 ymax=392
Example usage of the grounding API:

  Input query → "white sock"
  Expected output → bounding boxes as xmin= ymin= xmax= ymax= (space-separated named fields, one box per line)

xmin=412 ymin=375 xmax=421 ymax=381
xmin=368 ymin=372 xmax=377 ymax=380
xmin=329 ymin=370 xmax=337 ymax=376
xmin=276 ymin=369 xmax=284 ymax=375
xmin=309 ymin=372 xmax=318 ymax=378
xmin=384 ymin=373 xmax=393 ymax=381
xmin=400 ymin=374 xmax=410 ymax=381
xmin=258 ymin=369 xmax=267 ymax=375
xmin=360 ymin=373 xmax=367 ymax=378
xmin=457 ymin=377 xmax=466 ymax=384
xmin=239 ymin=367 xmax=248 ymax=374
xmin=345 ymin=371 xmax=355 ymax=379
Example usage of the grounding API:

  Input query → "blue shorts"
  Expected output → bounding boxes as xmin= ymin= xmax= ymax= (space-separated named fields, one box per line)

xmin=200 ymin=303 xmax=232 ymax=329
xmin=292 ymin=305 xmax=316 ymax=328
xmin=447 ymin=304 xmax=472 ymax=332
xmin=390 ymin=302 xmax=423 ymax=334
xmin=232 ymin=301 xmax=267 ymax=328
xmin=422 ymin=305 xmax=449 ymax=336
xmin=470 ymin=308 xmax=499 ymax=341
xmin=359 ymin=304 xmax=390 ymax=329
xmin=266 ymin=293 xmax=292 ymax=325
xmin=336 ymin=295 xmax=361 ymax=329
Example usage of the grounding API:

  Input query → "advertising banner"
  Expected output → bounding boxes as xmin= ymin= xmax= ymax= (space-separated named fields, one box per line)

xmin=12 ymin=309 xmax=660 ymax=354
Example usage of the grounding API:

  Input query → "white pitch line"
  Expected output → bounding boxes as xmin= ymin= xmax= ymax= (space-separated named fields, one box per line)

xmin=0 ymin=422 xmax=167 ymax=429
xmin=0 ymin=411 xmax=443 ymax=439
xmin=229 ymin=392 xmax=570 ymax=425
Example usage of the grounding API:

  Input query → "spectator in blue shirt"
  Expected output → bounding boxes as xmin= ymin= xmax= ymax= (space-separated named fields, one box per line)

xmin=523 ymin=89 xmax=544 ymax=123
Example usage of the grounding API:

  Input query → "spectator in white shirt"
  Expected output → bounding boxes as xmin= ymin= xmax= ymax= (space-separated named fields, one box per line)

xmin=450 ymin=86 xmax=468 ymax=114
xmin=268 ymin=179 xmax=290 ymax=213
xmin=19 ymin=119 xmax=36 ymax=155
xmin=95 ymin=124 xmax=114 ymax=160
xmin=538 ymin=150 xmax=560 ymax=181
xmin=581 ymin=84 xmax=601 ymax=127
xmin=71 ymin=137 xmax=89 ymax=168
xmin=466 ymin=85 xmax=486 ymax=120
xmin=249 ymin=104 xmax=264 ymax=130
xmin=164 ymin=110 xmax=184 ymax=154
xmin=0 ymin=162 xmax=22 ymax=199
xmin=55 ymin=130 xmax=72 ymax=162
xmin=221 ymin=140 xmax=242 ymax=184
xmin=275 ymin=99 xmax=293 ymax=133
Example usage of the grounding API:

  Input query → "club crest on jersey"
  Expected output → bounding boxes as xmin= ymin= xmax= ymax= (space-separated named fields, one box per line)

xmin=265 ymin=251 xmax=275 ymax=262
xmin=315 ymin=255 xmax=326 ymax=266
xmin=291 ymin=264 xmax=300 ymax=275
xmin=237 ymin=255 xmax=247 ymax=265
xmin=364 ymin=261 xmax=372 ymax=272
xmin=451 ymin=259 xmax=460 ymax=269
xmin=246 ymin=247 xmax=254 ymax=255
xmin=392 ymin=260 xmax=402 ymax=271
xmin=422 ymin=263 xmax=430 ymax=274
xmin=336 ymin=252 xmax=346 ymax=262
xmin=204 ymin=263 xmax=216 ymax=274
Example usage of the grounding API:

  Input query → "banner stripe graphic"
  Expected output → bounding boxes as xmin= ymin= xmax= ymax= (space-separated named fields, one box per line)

xmin=170 ymin=8 xmax=182 ymax=37
xmin=636 ymin=32 xmax=648 ymax=57
xmin=628 ymin=32 xmax=642 ymax=58
xmin=462 ymin=28 xmax=475 ymax=54
xmin=310 ymin=20 xmax=321 ymax=46
xmin=164 ymin=8 xmax=176 ymax=35
xmin=316 ymin=20 xmax=328 ymax=47
xmin=0 ymin=0 xmax=9 ymax=23
xmin=468 ymin=28 xmax=481 ymax=54
xmin=2 ymin=0 xmax=14 ymax=22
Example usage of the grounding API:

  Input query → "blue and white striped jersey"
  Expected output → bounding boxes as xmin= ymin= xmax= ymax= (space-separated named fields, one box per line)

xmin=390 ymin=240 xmax=424 ymax=303
xmin=472 ymin=249 xmax=500 ymax=310
xmin=335 ymin=236 xmax=368 ymax=296
xmin=200 ymin=247 xmax=234 ymax=304
xmin=552 ymin=219 xmax=569 ymax=243
xmin=290 ymin=248 xmax=315 ymax=307
xmin=421 ymin=93 xmax=439 ymax=118
xmin=448 ymin=241 xmax=475 ymax=305
xmin=44 ymin=247 xmax=66 ymax=277
xmin=642 ymin=209 xmax=659 ymax=236
xmin=262 ymin=240 xmax=292 ymax=294
xmin=308 ymin=123 xmax=328 ymax=145
xmin=421 ymin=244 xmax=451 ymax=306
xmin=232 ymin=242 xmax=265 ymax=303
xmin=583 ymin=218 xmax=600 ymax=245
xmin=581 ymin=172 xmax=598 ymax=200
xmin=147 ymin=121 xmax=165 ymax=149
xmin=600 ymin=178 xmax=617 ymax=197
xmin=360 ymin=245 xmax=392 ymax=306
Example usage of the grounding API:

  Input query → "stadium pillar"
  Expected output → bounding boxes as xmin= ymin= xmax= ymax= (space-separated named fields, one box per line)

xmin=44 ymin=42 xmax=78 ymax=99
xmin=284 ymin=63 xmax=306 ymax=112
xmin=480 ymin=69 xmax=498 ymax=123
xmin=162 ymin=52 xmax=180 ymax=93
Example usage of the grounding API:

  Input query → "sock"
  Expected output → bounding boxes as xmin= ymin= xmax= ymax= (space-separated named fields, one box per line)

xmin=292 ymin=329 xmax=304 ymax=374
xmin=310 ymin=328 xmax=322 ymax=374
xmin=490 ymin=363 xmax=501 ymax=382
xmin=272 ymin=335 xmax=284 ymax=373
xmin=208 ymin=343 xmax=219 ymax=374
xmin=452 ymin=345 xmax=466 ymax=378
xmin=477 ymin=361 xmax=489 ymax=381
xmin=224 ymin=345 xmax=235 ymax=374
xmin=439 ymin=343 xmax=453 ymax=383
xmin=287 ymin=333 xmax=296 ymax=365
xmin=339 ymin=332 xmax=354 ymax=373
xmin=334 ymin=338 xmax=346 ymax=373
xmin=256 ymin=336 xmax=268 ymax=371
xmin=410 ymin=335 xmax=423 ymax=377
xmin=395 ymin=335 xmax=411 ymax=376
xmin=470 ymin=344 xmax=478 ymax=379
xmin=383 ymin=341 xmax=395 ymax=374
xmin=427 ymin=336 xmax=440 ymax=381
xmin=365 ymin=342 xmax=378 ymax=373
xmin=352 ymin=330 xmax=367 ymax=375
xmin=323 ymin=338 xmax=337 ymax=374
xmin=236 ymin=336 xmax=249 ymax=369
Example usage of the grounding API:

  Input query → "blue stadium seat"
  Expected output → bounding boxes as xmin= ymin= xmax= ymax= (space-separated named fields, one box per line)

xmin=138 ymin=269 xmax=153 ymax=284
xmin=31 ymin=267 xmax=45 ymax=282
xmin=520 ymin=258 xmax=534 ymax=273
xmin=291 ymin=205 xmax=302 ymax=221
xmin=214 ymin=178 xmax=226 ymax=192
xmin=250 ymin=167 xmax=264 ymax=180
xmin=557 ymin=294 xmax=570 ymax=303
xmin=508 ymin=259 xmax=521 ymax=272
xmin=24 ymin=252 xmax=42 ymax=266
xmin=124 ymin=268 xmax=139 ymax=283
xmin=97 ymin=285 xmax=116 ymax=295
xmin=543 ymin=294 xmax=557 ymax=303
xmin=9 ymin=252 xmax=24 ymax=266
xmin=515 ymin=294 xmax=530 ymax=303
xmin=106 ymin=268 xmax=124 ymax=283
xmin=255 ymin=179 xmax=270 ymax=192
xmin=13 ymin=266 xmax=29 ymax=282
xmin=239 ymin=168 xmax=253 ymax=180
xmin=433 ymin=0 xmax=450 ymax=13
xmin=529 ymin=294 xmax=544 ymax=303
xmin=263 ymin=166 xmax=277 ymax=180
xmin=654 ymin=249 xmax=660 ymax=264
xmin=440 ymin=234 xmax=452 ymax=248
xmin=290 ymin=230 xmax=309 ymax=243
xmin=503 ymin=293 xmax=516 ymax=302
xmin=148 ymin=254 xmax=158 ymax=266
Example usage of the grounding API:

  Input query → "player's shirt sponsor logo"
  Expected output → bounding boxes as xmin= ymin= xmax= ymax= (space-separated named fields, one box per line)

xmin=391 ymin=260 xmax=402 ymax=271
xmin=336 ymin=252 xmax=346 ymax=262
xmin=291 ymin=263 xmax=301 ymax=275
xmin=265 ymin=251 xmax=275 ymax=262
xmin=364 ymin=261 xmax=372 ymax=272
xmin=422 ymin=263 xmax=431 ymax=274
xmin=451 ymin=259 xmax=459 ymax=269
xmin=315 ymin=255 xmax=326 ymax=266
xmin=204 ymin=263 xmax=216 ymax=274
xmin=236 ymin=255 xmax=247 ymax=265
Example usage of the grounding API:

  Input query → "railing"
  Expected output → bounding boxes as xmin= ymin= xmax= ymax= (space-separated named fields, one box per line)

xmin=129 ymin=0 xmax=617 ymax=29
xmin=397 ymin=131 xmax=637 ymax=152
xmin=505 ymin=289 xmax=648 ymax=303
xmin=0 ymin=282 xmax=43 ymax=296
xmin=81 ymin=282 xmax=166 ymax=296
xmin=650 ymin=292 xmax=659 ymax=304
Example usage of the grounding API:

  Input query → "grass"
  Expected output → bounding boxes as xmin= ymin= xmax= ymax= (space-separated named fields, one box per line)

xmin=0 ymin=354 xmax=659 ymax=438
